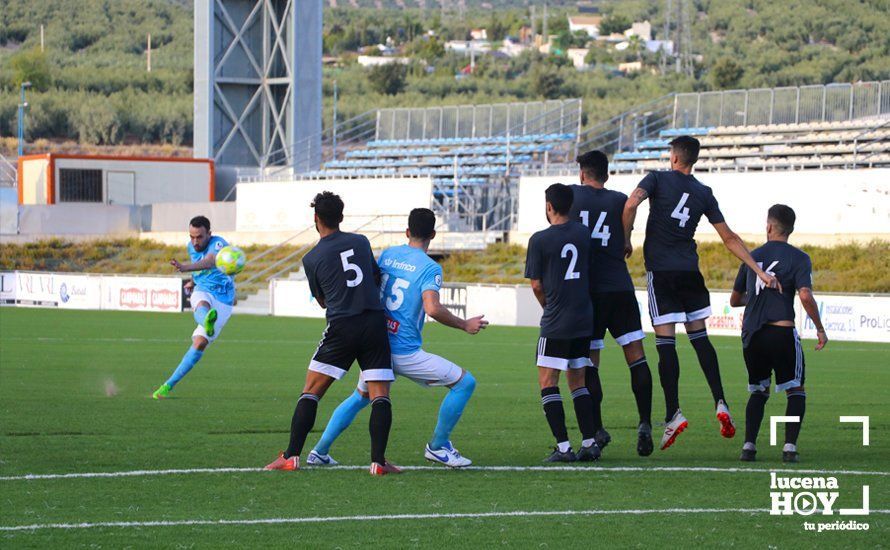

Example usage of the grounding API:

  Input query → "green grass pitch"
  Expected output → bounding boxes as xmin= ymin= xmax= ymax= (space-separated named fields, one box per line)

xmin=0 ymin=308 xmax=886 ymax=547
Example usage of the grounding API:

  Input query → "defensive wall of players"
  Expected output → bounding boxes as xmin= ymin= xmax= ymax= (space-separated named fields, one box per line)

xmin=2 ymin=270 xmax=888 ymax=343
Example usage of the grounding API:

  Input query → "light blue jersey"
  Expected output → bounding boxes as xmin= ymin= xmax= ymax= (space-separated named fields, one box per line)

xmin=379 ymin=244 xmax=443 ymax=355
xmin=189 ymin=235 xmax=235 ymax=305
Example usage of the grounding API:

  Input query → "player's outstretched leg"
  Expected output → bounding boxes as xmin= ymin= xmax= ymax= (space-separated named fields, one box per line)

xmin=687 ymin=327 xmax=735 ymax=438
xmin=782 ymin=387 xmax=806 ymax=463
xmin=426 ymin=372 xmax=476 ymax=468
xmin=308 ymin=389 xmax=370 ymax=466
xmin=741 ymin=390 xmax=769 ymax=461
xmin=153 ymin=342 xmax=205 ymax=399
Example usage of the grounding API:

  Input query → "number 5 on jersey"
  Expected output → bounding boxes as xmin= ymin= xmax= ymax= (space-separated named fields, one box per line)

xmin=379 ymin=273 xmax=409 ymax=310
xmin=340 ymin=249 xmax=364 ymax=287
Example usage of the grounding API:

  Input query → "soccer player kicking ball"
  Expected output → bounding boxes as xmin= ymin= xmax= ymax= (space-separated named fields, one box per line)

xmin=526 ymin=183 xmax=602 ymax=463
xmin=265 ymin=192 xmax=399 ymax=476
xmin=153 ymin=216 xmax=234 ymax=399
xmin=306 ymin=208 xmax=487 ymax=469
xmin=622 ymin=136 xmax=779 ymax=450
xmin=570 ymin=151 xmax=654 ymax=457
xmin=730 ymin=205 xmax=827 ymax=463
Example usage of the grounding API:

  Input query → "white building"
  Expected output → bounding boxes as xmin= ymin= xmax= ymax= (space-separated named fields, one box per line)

xmin=357 ymin=55 xmax=411 ymax=67
xmin=624 ymin=21 xmax=652 ymax=41
xmin=568 ymin=15 xmax=602 ymax=38
xmin=567 ymin=48 xmax=590 ymax=69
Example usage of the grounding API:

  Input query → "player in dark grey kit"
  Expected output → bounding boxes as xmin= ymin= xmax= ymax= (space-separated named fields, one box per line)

xmin=622 ymin=136 xmax=779 ymax=451
xmin=525 ymin=183 xmax=601 ymax=462
xmin=730 ymin=204 xmax=827 ymax=463
xmin=570 ymin=150 xmax=653 ymax=457
xmin=265 ymin=191 xmax=399 ymax=475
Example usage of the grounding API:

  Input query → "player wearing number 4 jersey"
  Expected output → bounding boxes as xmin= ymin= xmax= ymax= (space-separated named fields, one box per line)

xmin=265 ymin=191 xmax=399 ymax=476
xmin=526 ymin=183 xmax=602 ymax=463
xmin=622 ymin=136 xmax=780 ymax=451
xmin=307 ymin=208 xmax=487 ymax=469
xmin=570 ymin=150 xmax=654 ymax=457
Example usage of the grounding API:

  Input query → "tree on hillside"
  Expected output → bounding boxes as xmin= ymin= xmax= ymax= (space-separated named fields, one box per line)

xmin=599 ymin=15 xmax=631 ymax=36
xmin=10 ymin=48 xmax=52 ymax=91
xmin=367 ymin=62 xmax=408 ymax=95
xmin=710 ymin=56 xmax=744 ymax=89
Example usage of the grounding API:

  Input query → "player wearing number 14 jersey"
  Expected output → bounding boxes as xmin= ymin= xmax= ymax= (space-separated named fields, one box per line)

xmin=622 ymin=136 xmax=779 ymax=451
xmin=265 ymin=191 xmax=398 ymax=475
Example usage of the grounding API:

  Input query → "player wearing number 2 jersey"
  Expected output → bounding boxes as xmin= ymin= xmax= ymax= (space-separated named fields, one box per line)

xmin=307 ymin=208 xmax=487 ymax=469
xmin=622 ymin=136 xmax=779 ymax=451
xmin=569 ymin=150 xmax=653 ymax=457
xmin=265 ymin=191 xmax=399 ymax=476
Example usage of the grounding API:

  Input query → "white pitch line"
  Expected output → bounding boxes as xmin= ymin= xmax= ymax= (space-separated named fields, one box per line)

xmin=1 ymin=464 xmax=887 ymax=481
xmin=0 ymin=508 xmax=767 ymax=532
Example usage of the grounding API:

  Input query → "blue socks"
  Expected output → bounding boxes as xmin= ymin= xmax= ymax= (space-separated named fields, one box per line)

xmin=430 ymin=372 xmax=477 ymax=450
xmin=193 ymin=304 xmax=210 ymax=325
xmin=165 ymin=347 xmax=204 ymax=388
xmin=314 ymin=390 xmax=370 ymax=455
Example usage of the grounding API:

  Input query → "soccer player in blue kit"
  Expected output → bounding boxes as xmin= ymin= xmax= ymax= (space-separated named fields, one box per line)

xmin=306 ymin=208 xmax=488 ymax=468
xmin=153 ymin=216 xmax=235 ymax=399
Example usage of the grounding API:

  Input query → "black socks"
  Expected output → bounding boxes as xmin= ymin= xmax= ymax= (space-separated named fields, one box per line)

xmin=785 ymin=389 xmax=806 ymax=446
xmin=655 ymin=336 xmax=680 ymax=422
xmin=628 ymin=356 xmax=653 ymax=426
xmin=541 ymin=387 xmax=569 ymax=444
xmin=688 ymin=329 xmax=726 ymax=406
xmin=369 ymin=396 xmax=393 ymax=464
xmin=744 ymin=391 xmax=769 ymax=445
xmin=571 ymin=386 xmax=597 ymax=440
xmin=583 ymin=366 xmax=604 ymax=432
xmin=285 ymin=393 xmax=319 ymax=459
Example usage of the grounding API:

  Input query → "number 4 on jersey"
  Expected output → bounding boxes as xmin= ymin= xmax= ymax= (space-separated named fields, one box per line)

xmin=579 ymin=210 xmax=610 ymax=246
xmin=671 ymin=193 xmax=691 ymax=227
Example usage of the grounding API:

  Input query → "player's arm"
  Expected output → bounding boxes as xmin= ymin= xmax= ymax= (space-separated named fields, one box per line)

xmin=530 ymin=279 xmax=546 ymax=308
xmin=798 ymin=287 xmax=827 ymax=351
xmin=621 ymin=187 xmax=648 ymax=258
xmin=304 ymin=258 xmax=326 ymax=308
xmin=712 ymin=222 xmax=781 ymax=292
xmin=729 ymin=264 xmax=747 ymax=307
xmin=422 ymin=290 xmax=488 ymax=334
xmin=170 ymin=253 xmax=216 ymax=273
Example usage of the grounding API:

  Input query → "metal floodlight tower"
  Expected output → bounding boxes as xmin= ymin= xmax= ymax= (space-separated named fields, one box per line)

xmin=194 ymin=0 xmax=322 ymax=171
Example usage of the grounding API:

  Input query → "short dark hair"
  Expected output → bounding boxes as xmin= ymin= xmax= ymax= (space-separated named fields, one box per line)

xmin=545 ymin=183 xmax=574 ymax=216
xmin=576 ymin=149 xmax=609 ymax=183
xmin=768 ymin=204 xmax=796 ymax=236
xmin=408 ymin=208 xmax=436 ymax=240
xmin=189 ymin=215 xmax=210 ymax=231
xmin=311 ymin=191 xmax=344 ymax=229
xmin=669 ymin=135 xmax=700 ymax=166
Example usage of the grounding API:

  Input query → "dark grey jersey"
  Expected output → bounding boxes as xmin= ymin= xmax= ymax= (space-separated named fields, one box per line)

xmin=302 ymin=231 xmax=383 ymax=320
xmin=569 ymin=184 xmax=634 ymax=293
xmin=638 ymin=170 xmax=725 ymax=272
xmin=525 ymin=221 xmax=593 ymax=339
xmin=733 ymin=241 xmax=813 ymax=347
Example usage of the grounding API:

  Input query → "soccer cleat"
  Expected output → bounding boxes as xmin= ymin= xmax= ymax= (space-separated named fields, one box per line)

xmin=660 ymin=410 xmax=689 ymax=450
xmin=306 ymin=450 xmax=339 ymax=466
xmin=203 ymin=308 xmax=218 ymax=337
xmin=594 ymin=428 xmax=612 ymax=450
xmin=576 ymin=443 xmax=601 ymax=462
xmin=740 ymin=448 xmax=757 ymax=462
xmin=716 ymin=399 xmax=736 ymax=439
xmin=152 ymin=383 xmax=171 ymax=400
xmin=637 ymin=422 xmax=654 ymax=457
xmin=264 ymin=452 xmax=299 ymax=471
xmin=369 ymin=461 xmax=403 ymax=476
xmin=544 ymin=447 xmax=577 ymax=463
xmin=425 ymin=442 xmax=472 ymax=468
xmin=782 ymin=451 xmax=799 ymax=463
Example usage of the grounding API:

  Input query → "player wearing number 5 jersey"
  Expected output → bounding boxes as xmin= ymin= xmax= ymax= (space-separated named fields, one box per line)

xmin=622 ymin=136 xmax=780 ymax=451
xmin=307 ymin=208 xmax=487 ymax=469
xmin=569 ymin=150 xmax=654 ymax=457
xmin=265 ymin=191 xmax=399 ymax=476
xmin=526 ymin=183 xmax=601 ymax=463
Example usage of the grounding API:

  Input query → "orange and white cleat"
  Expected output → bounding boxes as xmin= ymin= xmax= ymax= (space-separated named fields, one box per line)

xmin=369 ymin=461 xmax=403 ymax=476
xmin=716 ymin=399 xmax=736 ymax=439
xmin=660 ymin=410 xmax=689 ymax=450
xmin=264 ymin=452 xmax=299 ymax=471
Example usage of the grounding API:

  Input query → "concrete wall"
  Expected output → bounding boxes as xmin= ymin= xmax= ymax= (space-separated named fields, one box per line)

xmin=517 ymin=169 xmax=890 ymax=245
xmin=149 ymin=202 xmax=236 ymax=232
xmin=18 ymin=204 xmax=144 ymax=235
xmin=0 ymin=188 xmax=17 ymax=234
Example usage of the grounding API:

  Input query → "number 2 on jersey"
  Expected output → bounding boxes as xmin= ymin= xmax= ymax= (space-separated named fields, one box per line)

xmin=340 ymin=249 xmax=364 ymax=287
xmin=671 ymin=193 xmax=691 ymax=227
xmin=579 ymin=210 xmax=610 ymax=246
xmin=561 ymin=243 xmax=580 ymax=280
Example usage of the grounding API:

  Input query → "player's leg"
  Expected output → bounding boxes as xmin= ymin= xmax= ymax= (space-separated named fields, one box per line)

xmin=538 ymin=363 xmax=575 ymax=462
xmin=309 ymin=377 xmax=371 ymax=465
xmin=648 ymin=272 xmax=684 ymax=429
xmin=565 ymin=347 xmax=600 ymax=462
xmin=621 ymin=340 xmax=654 ymax=456
xmin=684 ymin=317 xmax=735 ymax=439
xmin=356 ymin=310 xmax=399 ymax=475
xmin=778 ymin=329 xmax=806 ymax=463
xmin=740 ymin=331 xmax=772 ymax=462
xmin=587 ymin=296 xmax=607 ymax=447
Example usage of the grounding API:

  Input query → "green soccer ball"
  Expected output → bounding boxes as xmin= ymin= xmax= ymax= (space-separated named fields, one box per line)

xmin=216 ymin=246 xmax=246 ymax=276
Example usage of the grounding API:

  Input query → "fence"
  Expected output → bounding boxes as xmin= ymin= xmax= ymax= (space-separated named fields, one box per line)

xmin=673 ymin=80 xmax=890 ymax=128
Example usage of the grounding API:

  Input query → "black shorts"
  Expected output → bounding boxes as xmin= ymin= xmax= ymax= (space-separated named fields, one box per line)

xmin=590 ymin=291 xmax=645 ymax=350
xmin=743 ymin=325 xmax=805 ymax=392
xmin=646 ymin=270 xmax=711 ymax=326
xmin=536 ymin=336 xmax=593 ymax=371
xmin=310 ymin=310 xmax=395 ymax=382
